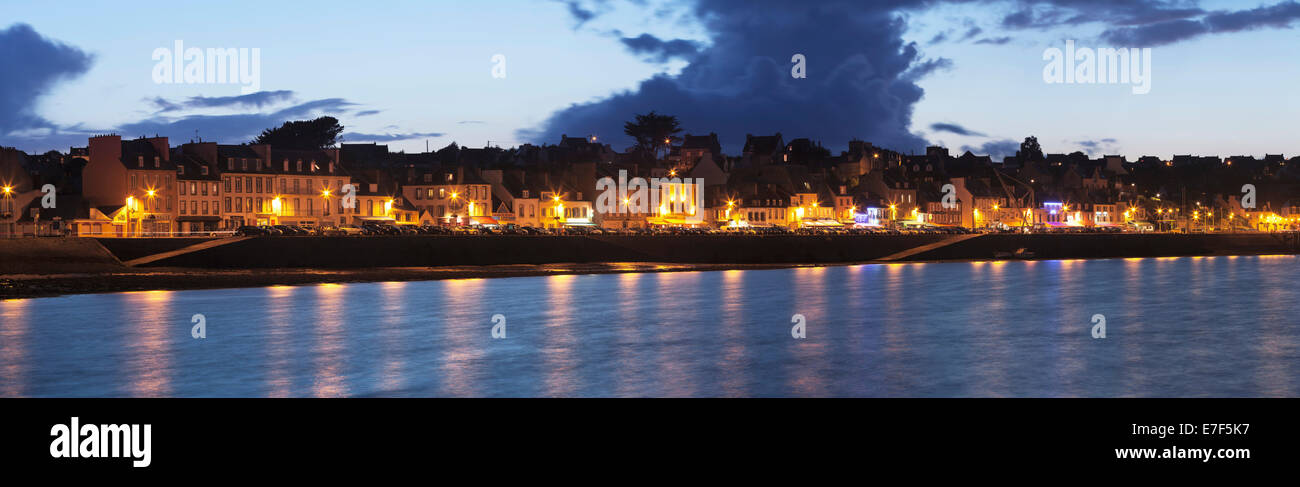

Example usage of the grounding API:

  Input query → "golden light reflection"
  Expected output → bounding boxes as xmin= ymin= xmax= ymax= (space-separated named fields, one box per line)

xmin=312 ymin=283 xmax=348 ymax=397
xmin=264 ymin=285 xmax=296 ymax=397
xmin=718 ymin=268 xmax=748 ymax=397
xmin=124 ymin=290 xmax=173 ymax=397
xmin=0 ymin=299 xmax=29 ymax=397
xmin=542 ymin=274 xmax=577 ymax=397
xmin=442 ymin=278 xmax=486 ymax=397
xmin=379 ymin=281 xmax=407 ymax=393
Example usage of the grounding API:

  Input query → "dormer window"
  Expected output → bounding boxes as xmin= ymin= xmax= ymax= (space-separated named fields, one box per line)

xmin=178 ymin=166 xmax=185 ymax=175
xmin=423 ymin=174 xmax=432 ymax=183
xmin=297 ymin=160 xmax=303 ymax=172
xmin=138 ymin=156 xmax=144 ymax=167
xmin=201 ymin=166 xmax=209 ymax=175
xmin=241 ymin=159 xmax=248 ymax=171
xmin=283 ymin=159 xmax=289 ymax=171
xmin=445 ymin=173 xmax=453 ymax=182
xmin=154 ymin=156 xmax=160 ymax=167
xmin=522 ymin=190 xmax=530 ymax=198
xmin=328 ymin=163 xmax=334 ymax=174
xmin=227 ymin=158 xmax=234 ymax=170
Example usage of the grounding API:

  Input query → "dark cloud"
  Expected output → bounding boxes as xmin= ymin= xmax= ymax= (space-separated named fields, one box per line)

xmin=961 ymin=139 xmax=1020 ymax=159
xmin=1102 ymin=1 xmax=1300 ymax=46
xmin=930 ymin=122 xmax=985 ymax=137
xmin=116 ymin=98 xmax=358 ymax=144
xmin=620 ymin=33 xmax=702 ymax=62
xmin=0 ymin=23 xmax=94 ymax=135
xmin=184 ymin=90 xmax=295 ymax=109
xmin=343 ymin=132 xmax=446 ymax=143
xmin=148 ymin=97 xmax=184 ymax=113
xmin=521 ymin=0 xmax=942 ymax=154
xmin=998 ymin=1 xmax=1300 ymax=47
xmin=1075 ymin=137 xmax=1119 ymax=155
xmin=355 ymin=110 xmax=382 ymax=117
xmin=1000 ymin=1 xmax=1204 ymax=30
xmin=561 ymin=0 xmax=599 ymax=27
xmin=974 ymin=36 xmax=1012 ymax=45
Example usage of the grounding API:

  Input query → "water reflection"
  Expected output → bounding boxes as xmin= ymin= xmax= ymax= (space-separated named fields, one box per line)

xmin=0 ymin=299 xmax=28 ymax=396
xmin=124 ymin=291 xmax=172 ymax=397
xmin=3 ymin=256 xmax=1299 ymax=397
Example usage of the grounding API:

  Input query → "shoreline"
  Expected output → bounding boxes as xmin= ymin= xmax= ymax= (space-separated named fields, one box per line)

xmin=4 ymin=251 xmax=1297 ymax=300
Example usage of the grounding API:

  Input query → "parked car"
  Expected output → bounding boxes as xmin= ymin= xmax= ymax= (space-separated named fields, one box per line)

xmin=235 ymin=225 xmax=269 ymax=236
xmin=336 ymin=225 xmax=365 ymax=236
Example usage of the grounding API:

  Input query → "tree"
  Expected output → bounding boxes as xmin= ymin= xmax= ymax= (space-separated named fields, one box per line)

xmin=623 ymin=111 xmax=682 ymax=161
xmin=252 ymin=116 xmax=344 ymax=149
xmin=1018 ymin=136 xmax=1044 ymax=162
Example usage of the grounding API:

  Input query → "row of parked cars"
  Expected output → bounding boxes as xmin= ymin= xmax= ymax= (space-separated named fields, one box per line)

xmin=231 ymin=223 xmax=989 ymax=237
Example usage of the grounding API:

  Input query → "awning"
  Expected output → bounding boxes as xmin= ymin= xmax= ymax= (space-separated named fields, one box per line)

xmin=177 ymin=216 xmax=222 ymax=222
xmin=469 ymin=216 xmax=499 ymax=226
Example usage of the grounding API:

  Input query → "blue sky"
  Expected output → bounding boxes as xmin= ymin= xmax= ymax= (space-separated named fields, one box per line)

xmin=3 ymin=0 xmax=1300 ymax=160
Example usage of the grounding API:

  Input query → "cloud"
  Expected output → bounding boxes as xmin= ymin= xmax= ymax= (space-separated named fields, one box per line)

xmin=0 ymin=23 xmax=94 ymax=136
xmin=961 ymin=139 xmax=1020 ymax=160
xmin=116 ymin=98 xmax=359 ymax=144
xmin=1075 ymin=137 xmax=1119 ymax=155
xmin=355 ymin=110 xmax=382 ymax=117
xmin=184 ymin=90 xmax=296 ymax=109
xmin=1101 ymin=1 xmax=1300 ymax=46
xmin=343 ymin=132 xmax=446 ymax=143
xmin=997 ymin=1 xmax=1300 ymax=47
xmin=619 ymin=33 xmax=702 ymax=62
xmin=974 ymin=36 xmax=1012 ymax=45
xmin=930 ymin=122 xmax=985 ymax=137
xmin=560 ymin=0 xmax=599 ymax=27
xmin=521 ymin=0 xmax=943 ymax=155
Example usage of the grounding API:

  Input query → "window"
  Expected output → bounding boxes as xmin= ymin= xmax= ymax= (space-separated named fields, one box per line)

xmin=201 ymin=166 xmax=208 ymax=176
xmin=154 ymin=156 xmax=160 ymax=168
xmin=178 ymin=166 xmax=186 ymax=176
xmin=224 ymin=178 xmax=232 ymax=193
xmin=423 ymin=174 xmax=432 ymax=183
xmin=180 ymin=202 xmax=187 ymax=215
xmin=137 ymin=156 xmax=144 ymax=167
xmin=235 ymin=198 xmax=242 ymax=212
xmin=179 ymin=184 xmax=187 ymax=196
xmin=241 ymin=159 xmax=248 ymax=171
xmin=212 ymin=183 xmax=219 ymax=195
xmin=227 ymin=158 xmax=234 ymax=170
xmin=235 ymin=178 xmax=242 ymax=193
xmin=200 ymin=183 xmax=208 ymax=196
xmin=296 ymin=160 xmax=303 ymax=172
xmin=255 ymin=178 xmax=262 ymax=193
xmin=191 ymin=201 xmax=198 ymax=214
xmin=224 ymin=197 xmax=232 ymax=212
